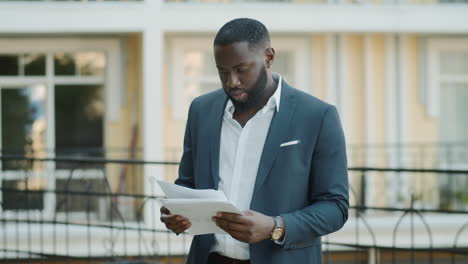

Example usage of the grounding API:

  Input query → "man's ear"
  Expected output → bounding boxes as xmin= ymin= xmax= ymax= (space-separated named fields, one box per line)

xmin=265 ymin=47 xmax=275 ymax=68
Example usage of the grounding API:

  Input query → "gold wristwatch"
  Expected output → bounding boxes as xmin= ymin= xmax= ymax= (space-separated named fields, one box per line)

xmin=270 ymin=216 xmax=284 ymax=241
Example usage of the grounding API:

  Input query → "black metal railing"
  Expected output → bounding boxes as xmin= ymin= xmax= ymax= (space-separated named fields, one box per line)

xmin=0 ymin=155 xmax=467 ymax=263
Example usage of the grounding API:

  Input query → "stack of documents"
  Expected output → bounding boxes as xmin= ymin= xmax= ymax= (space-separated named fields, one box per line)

xmin=157 ymin=180 xmax=242 ymax=235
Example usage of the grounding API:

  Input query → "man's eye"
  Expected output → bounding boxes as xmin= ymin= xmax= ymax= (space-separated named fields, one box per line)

xmin=237 ymin=68 xmax=247 ymax=73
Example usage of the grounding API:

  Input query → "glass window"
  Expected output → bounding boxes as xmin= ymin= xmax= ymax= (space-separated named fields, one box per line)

xmin=1 ymin=179 xmax=46 ymax=210
xmin=76 ymin=52 xmax=106 ymax=76
xmin=24 ymin=54 xmax=46 ymax=76
xmin=54 ymin=52 xmax=106 ymax=76
xmin=0 ymin=55 xmax=19 ymax=76
xmin=0 ymin=43 xmax=111 ymax=215
xmin=54 ymin=53 xmax=76 ymax=76
xmin=440 ymin=83 xmax=468 ymax=143
xmin=54 ymin=84 xmax=104 ymax=166
xmin=1 ymin=85 xmax=47 ymax=170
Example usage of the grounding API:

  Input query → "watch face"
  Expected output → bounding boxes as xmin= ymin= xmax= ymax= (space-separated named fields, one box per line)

xmin=272 ymin=228 xmax=283 ymax=240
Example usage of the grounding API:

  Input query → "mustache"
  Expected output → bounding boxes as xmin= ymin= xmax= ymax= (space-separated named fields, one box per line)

xmin=229 ymin=88 xmax=247 ymax=94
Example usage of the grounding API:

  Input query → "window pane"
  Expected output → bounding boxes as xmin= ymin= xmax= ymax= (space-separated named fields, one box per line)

xmin=440 ymin=83 xmax=468 ymax=143
xmin=0 ymin=55 xmax=19 ymax=76
xmin=55 ymin=85 xmax=104 ymax=166
xmin=54 ymin=53 xmax=76 ymax=76
xmin=76 ymin=52 xmax=106 ymax=76
xmin=1 ymin=85 xmax=47 ymax=170
xmin=2 ymin=179 xmax=46 ymax=210
xmin=24 ymin=54 xmax=46 ymax=76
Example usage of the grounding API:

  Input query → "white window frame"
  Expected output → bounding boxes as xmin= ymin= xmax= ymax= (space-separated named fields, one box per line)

xmin=169 ymin=36 xmax=310 ymax=120
xmin=427 ymin=38 xmax=468 ymax=170
xmin=0 ymin=38 xmax=122 ymax=220
xmin=427 ymin=38 xmax=468 ymax=119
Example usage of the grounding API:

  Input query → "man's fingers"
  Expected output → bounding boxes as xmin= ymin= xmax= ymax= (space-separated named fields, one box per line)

xmin=173 ymin=222 xmax=192 ymax=234
xmin=216 ymin=212 xmax=247 ymax=224
xmin=214 ymin=217 xmax=247 ymax=232
xmin=161 ymin=214 xmax=186 ymax=224
xmin=168 ymin=219 xmax=191 ymax=232
xmin=160 ymin=206 xmax=171 ymax=215
xmin=214 ymin=223 xmax=247 ymax=242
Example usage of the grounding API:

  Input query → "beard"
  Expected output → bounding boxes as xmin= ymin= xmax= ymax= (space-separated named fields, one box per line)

xmin=226 ymin=65 xmax=268 ymax=113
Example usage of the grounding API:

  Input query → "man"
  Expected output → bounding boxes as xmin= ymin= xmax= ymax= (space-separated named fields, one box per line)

xmin=161 ymin=18 xmax=349 ymax=264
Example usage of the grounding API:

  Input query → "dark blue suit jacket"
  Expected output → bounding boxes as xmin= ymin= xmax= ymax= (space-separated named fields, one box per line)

xmin=176 ymin=80 xmax=349 ymax=264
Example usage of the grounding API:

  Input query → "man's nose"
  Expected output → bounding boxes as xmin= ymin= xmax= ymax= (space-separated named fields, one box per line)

xmin=226 ymin=72 xmax=241 ymax=88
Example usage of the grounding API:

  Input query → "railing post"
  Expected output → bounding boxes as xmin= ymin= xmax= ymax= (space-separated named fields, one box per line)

xmin=359 ymin=171 xmax=367 ymax=215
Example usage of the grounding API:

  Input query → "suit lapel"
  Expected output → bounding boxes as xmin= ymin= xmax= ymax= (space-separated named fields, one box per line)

xmin=210 ymin=92 xmax=228 ymax=189
xmin=252 ymin=82 xmax=297 ymax=194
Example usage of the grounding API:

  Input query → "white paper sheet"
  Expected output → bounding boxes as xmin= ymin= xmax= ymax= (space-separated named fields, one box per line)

xmin=157 ymin=180 xmax=227 ymax=200
xmin=156 ymin=180 xmax=242 ymax=235
xmin=159 ymin=198 xmax=242 ymax=235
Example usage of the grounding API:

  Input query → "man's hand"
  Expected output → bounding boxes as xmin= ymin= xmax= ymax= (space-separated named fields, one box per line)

xmin=160 ymin=206 xmax=191 ymax=235
xmin=212 ymin=210 xmax=275 ymax=243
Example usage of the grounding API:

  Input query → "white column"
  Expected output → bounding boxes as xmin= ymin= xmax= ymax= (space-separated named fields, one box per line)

xmin=399 ymin=35 xmax=411 ymax=202
xmin=338 ymin=34 xmax=349 ymax=140
xmin=326 ymin=33 xmax=349 ymax=148
xmin=385 ymin=34 xmax=399 ymax=206
xmin=325 ymin=34 xmax=338 ymax=106
xmin=364 ymin=34 xmax=375 ymax=207
xmin=143 ymin=1 xmax=165 ymax=230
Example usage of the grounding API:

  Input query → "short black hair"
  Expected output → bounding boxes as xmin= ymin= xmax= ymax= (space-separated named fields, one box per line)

xmin=214 ymin=18 xmax=270 ymax=50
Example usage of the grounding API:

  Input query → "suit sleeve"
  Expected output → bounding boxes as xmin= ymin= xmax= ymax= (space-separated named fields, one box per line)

xmin=280 ymin=105 xmax=349 ymax=249
xmin=175 ymin=101 xmax=197 ymax=188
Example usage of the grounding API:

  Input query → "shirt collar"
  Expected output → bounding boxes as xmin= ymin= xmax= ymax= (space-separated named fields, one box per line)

xmin=225 ymin=73 xmax=282 ymax=115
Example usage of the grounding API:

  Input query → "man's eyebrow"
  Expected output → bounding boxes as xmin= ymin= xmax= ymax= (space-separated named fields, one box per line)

xmin=216 ymin=62 xmax=249 ymax=70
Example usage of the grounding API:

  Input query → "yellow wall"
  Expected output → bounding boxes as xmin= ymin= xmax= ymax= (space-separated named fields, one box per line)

xmin=105 ymin=34 xmax=144 ymax=198
xmin=163 ymin=36 xmax=186 ymax=182
xmin=313 ymin=34 xmax=326 ymax=100
xmin=160 ymin=33 xmax=443 ymax=207
xmin=369 ymin=34 xmax=389 ymax=207
xmin=404 ymin=35 xmax=439 ymax=205
xmin=347 ymin=35 xmax=367 ymax=146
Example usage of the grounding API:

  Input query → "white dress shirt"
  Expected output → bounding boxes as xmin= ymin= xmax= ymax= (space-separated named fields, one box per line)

xmin=211 ymin=74 xmax=282 ymax=260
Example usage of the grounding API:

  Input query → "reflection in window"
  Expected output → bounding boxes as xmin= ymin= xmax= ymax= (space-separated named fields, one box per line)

xmin=54 ymin=53 xmax=76 ymax=76
xmin=0 ymin=55 xmax=19 ymax=76
xmin=1 ymin=85 xmax=47 ymax=170
xmin=55 ymin=85 xmax=104 ymax=167
xmin=24 ymin=54 xmax=46 ymax=76
xmin=54 ymin=52 xmax=106 ymax=76
xmin=76 ymin=52 xmax=106 ymax=76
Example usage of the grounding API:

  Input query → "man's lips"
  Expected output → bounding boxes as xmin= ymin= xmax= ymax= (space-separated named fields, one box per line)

xmin=229 ymin=89 xmax=247 ymax=100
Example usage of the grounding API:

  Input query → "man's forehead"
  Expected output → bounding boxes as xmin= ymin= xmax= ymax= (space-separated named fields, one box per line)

xmin=214 ymin=41 xmax=263 ymax=62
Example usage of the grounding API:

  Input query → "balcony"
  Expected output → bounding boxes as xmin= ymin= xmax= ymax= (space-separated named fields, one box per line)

xmin=0 ymin=155 xmax=467 ymax=263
